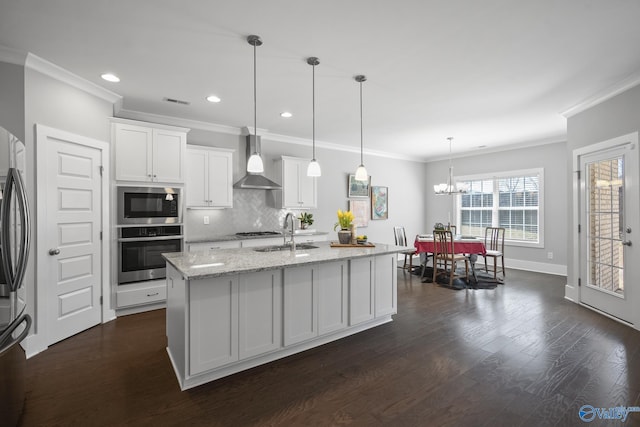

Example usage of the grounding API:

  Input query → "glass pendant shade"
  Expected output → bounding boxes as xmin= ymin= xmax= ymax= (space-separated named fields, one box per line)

xmin=355 ymin=164 xmax=368 ymax=181
xmin=307 ymin=159 xmax=321 ymax=177
xmin=247 ymin=153 xmax=264 ymax=173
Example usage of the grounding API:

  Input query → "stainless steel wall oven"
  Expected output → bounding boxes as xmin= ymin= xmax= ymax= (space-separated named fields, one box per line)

xmin=117 ymin=225 xmax=182 ymax=284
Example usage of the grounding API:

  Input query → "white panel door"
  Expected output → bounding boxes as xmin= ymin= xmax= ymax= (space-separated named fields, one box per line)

xmin=46 ymin=137 xmax=103 ymax=345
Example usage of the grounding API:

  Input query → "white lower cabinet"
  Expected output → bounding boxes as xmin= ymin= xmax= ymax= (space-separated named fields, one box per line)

xmin=318 ymin=261 xmax=348 ymax=335
xmin=238 ymin=270 xmax=282 ymax=359
xmin=116 ymin=280 xmax=166 ymax=309
xmin=375 ymin=254 xmax=397 ymax=317
xmin=189 ymin=275 xmax=239 ymax=375
xmin=283 ymin=261 xmax=348 ymax=345
xmin=349 ymin=257 xmax=375 ymax=325
xmin=283 ymin=266 xmax=318 ymax=346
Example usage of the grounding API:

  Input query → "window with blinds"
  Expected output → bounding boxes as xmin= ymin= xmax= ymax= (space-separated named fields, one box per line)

xmin=457 ymin=169 xmax=543 ymax=246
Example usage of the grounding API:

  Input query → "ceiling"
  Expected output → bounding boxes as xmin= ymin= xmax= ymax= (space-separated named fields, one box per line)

xmin=2 ymin=0 xmax=640 ymax=161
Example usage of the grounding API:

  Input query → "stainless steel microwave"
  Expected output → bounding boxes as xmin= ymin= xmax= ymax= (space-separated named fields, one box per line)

xmin=117 ymin=186 xmax=182 ymax=225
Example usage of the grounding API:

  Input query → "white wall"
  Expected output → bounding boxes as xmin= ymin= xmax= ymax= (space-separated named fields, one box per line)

xmin=425 ymin=141 xmax=568 ymax=273
xmin=566 ymin=83 xmax=640 ymax=294
xmin=0 ymin=61 xmax=25 ymax=141
xmin=21 ymin=65 xmax=113 ymax=354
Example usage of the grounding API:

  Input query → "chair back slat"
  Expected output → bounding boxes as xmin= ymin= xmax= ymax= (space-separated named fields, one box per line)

xmin=485 ymin=227 xmax=505 ymax=251
xmin=394 ymin=226 xmax=408 ymax=246
xmin=433 ymin=230 xmax=455 ymax=257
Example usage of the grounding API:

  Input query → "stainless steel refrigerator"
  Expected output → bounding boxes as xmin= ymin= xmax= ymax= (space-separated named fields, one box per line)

xmin=0 ymin=167 xmax=32 ymax=426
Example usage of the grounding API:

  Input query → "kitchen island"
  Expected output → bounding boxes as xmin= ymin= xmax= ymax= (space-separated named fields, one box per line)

xmin=163 ymin=241 xmax=409 ymax=390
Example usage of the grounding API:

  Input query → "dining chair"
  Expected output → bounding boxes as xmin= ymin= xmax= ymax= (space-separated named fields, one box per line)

xmin=432 ymin=229 xmax=469 ymax=287
xmin=446 ymin=224 xmax=457 ymax=235
xmin=393 ymin=226 xmax=416 ymax=271
xmin=483 ymin=227 xmax=505 ymax=279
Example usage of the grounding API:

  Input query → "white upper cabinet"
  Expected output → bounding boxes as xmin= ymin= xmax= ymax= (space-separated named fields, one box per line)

xmin=186 ymin=146 xmax=233 ymax=208
xmin=113 ymin=119 xmax=188 ymax=184
xmin=276 ymin=156 xmax=317 ymax=209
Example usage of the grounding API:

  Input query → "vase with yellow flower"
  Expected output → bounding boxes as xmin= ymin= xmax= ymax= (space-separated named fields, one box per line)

xmin=334 ymin=209 xmax=355 ymax=244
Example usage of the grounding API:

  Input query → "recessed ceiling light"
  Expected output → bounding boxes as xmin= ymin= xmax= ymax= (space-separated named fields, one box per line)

xmin=280 ymin=112 xmax=293 ymax=118
xmin=206 ymin=95 xmax=221 ymax=103
xmin=101 ymin=73 xmax=120 ymax=83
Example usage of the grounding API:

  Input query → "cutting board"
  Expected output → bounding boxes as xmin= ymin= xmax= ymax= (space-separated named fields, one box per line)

xmin=330 ymin=241 xmax=375 ymax=248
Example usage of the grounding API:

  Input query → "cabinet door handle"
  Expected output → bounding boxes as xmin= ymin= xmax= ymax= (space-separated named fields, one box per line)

xmin=147 ymin=292 xmax=159 ymax=297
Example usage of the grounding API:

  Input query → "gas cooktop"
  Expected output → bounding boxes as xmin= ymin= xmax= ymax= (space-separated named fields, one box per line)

xmin=235 ymin=231 xmax=282 ymax=237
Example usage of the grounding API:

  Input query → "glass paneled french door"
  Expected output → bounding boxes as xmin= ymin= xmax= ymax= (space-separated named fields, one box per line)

xmin=579 ymin=139 xmax=638 ymax=324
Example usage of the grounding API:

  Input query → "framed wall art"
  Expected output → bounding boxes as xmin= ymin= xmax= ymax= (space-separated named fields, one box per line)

xmin=348 ymin=174 xmax=370 ymax=198
xmin=371 ymin=186 xmax=388 ymax=220
xmin=349 ymin=199 xmax=370 ymax=227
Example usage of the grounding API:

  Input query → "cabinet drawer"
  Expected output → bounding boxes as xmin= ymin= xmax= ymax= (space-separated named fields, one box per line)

xmin=117 ymin=281 xmax=167 ymax=308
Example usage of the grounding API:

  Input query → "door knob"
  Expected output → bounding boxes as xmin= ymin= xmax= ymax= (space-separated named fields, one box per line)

xmin=622 ymin=240 xmax=632 ymax=247
xmin=49 ymin=248 xmax=60 ymax=255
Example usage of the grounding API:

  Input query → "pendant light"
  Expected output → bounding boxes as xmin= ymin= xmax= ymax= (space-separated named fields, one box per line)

xmin=306 ymin=57 xmax=321 ymax=177
xmin=354 ymin=75 xmax=368 ymax=181
xmin=246 ymin=34 xmax=264 ymax=173
xmin=433 ymin=137 xmax=469 ymax=195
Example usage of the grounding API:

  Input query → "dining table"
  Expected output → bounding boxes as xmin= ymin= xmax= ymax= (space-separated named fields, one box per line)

xmin=414 ymin=234 xmax=487 ymax=284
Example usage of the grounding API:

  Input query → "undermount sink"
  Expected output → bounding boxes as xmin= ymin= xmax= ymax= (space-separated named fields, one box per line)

xmin=254 ymin=244 xmax=319 ymax=252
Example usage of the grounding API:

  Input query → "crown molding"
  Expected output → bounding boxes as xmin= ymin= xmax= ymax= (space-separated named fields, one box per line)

xmin=561 ymin=72 xmax=640 ymax=118
xmin=425 ymin=135 xmax=567 ymax=163
xmin=0 ymin=45 xmax=27 ymax=65
xmin=116 ymin=108 xmax=242 ymax=135
xmin=23 ymin=53 xmax=122 ymax=104
xmin=116 ymin=108 xmax=422 ymax=162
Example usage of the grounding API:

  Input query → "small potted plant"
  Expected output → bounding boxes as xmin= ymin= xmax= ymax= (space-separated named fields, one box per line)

xmin=333 ymin=209 xmax=354 ymax=244
xmin=298 ymin=212 xmax=314 ymax=229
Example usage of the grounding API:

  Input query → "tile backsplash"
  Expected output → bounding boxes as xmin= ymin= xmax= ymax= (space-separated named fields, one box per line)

xmin=186 ymin=189 xmax=289 ymax=240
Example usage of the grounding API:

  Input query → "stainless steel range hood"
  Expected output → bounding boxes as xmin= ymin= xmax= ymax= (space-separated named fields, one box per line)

xmin=233 ymin=135 xmax=282 ymax=190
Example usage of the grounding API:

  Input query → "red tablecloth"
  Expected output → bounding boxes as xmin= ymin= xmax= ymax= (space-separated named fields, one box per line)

xmin=414 ymin=238 xmax=486 ymax=256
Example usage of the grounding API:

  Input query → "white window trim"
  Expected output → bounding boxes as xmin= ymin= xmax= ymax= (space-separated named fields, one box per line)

xmin=455 ymin=167 xmax=545 ymax=249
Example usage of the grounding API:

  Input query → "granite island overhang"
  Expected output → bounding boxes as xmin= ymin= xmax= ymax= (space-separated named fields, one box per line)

xmin=163 ymin=241 xmax=411 ymax=390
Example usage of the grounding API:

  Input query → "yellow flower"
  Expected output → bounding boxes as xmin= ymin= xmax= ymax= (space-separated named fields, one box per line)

xmin=334 ymin=209 xmax=354 ymax=230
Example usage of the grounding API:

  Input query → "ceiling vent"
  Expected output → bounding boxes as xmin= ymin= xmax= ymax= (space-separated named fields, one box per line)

xmin=163 ymin=97 xmax=190 ymax=106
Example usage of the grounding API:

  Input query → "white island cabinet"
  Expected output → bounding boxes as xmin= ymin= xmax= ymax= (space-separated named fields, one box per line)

xmin=164 ymin=242 xmax=403 ymax=390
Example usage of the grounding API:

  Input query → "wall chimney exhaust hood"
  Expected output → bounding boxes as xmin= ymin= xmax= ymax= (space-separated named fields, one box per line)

xmin=233 ymin=135 xmax=282 ymax=190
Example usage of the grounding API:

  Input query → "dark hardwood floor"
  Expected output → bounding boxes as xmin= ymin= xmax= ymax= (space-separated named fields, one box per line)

xmin=20 ymin=269 xmax=640 ymax=426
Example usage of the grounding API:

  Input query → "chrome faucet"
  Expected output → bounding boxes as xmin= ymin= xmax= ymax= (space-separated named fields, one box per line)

xmin=283 ymin=212 xmax=296 ymax=251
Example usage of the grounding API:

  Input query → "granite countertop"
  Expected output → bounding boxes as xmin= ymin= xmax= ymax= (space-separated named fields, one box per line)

xmin=185 ymin=231 xmax=329 ymax=244
xmin=163 ymin=241 xmax=411 ymax=280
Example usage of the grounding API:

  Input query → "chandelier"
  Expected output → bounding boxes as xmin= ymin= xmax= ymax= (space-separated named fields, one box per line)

xmin=433 ymin=137 xmax=469 ymax=195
